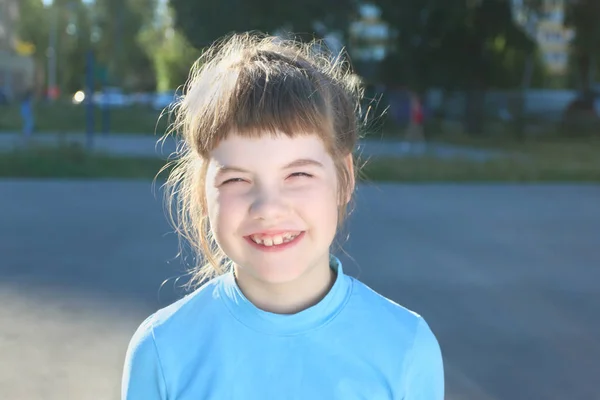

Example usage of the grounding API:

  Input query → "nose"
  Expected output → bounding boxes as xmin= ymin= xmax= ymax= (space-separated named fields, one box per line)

xmin=248 ymin=185 xmax=289 ymax=221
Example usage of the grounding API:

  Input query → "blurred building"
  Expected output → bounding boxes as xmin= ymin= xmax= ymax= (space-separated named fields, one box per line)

xmin=0 ymin=0 xmax=18 ymax=50
xmin=536 ymin=0 xmax=574 ymax=75
xmin=513 ymin=0 xmax=574 ymax=76
xmin=0 ymin=0 xmax=35 ymax=101
xmin=349 ymin=4 xmax=390 ymax=63
xmin=348 ymin=3 xmax=392 ymax=84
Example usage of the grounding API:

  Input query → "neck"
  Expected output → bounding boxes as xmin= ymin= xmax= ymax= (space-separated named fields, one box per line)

xmin=234 ymin=259 xmax=336 ymax=315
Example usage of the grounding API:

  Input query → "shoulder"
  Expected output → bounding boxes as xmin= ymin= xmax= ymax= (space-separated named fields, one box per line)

xmin=122 ymin=277 xmax=228 ymax=398
xmin=402 ymin=313 xmax=444 ymax=399
xmin=130 ymin=275 xmax=225 ymax=344
xmin=346 ymin=276 xmax=441 ymax=357
xmin=346 ymin=277 xmax=444 ymax=397
xmin=348 ymin=276 xmax=423 ymax=329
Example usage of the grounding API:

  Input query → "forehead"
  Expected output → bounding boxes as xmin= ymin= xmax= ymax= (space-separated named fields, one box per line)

xmin=208 ymin=132 xmax=333 ymax=166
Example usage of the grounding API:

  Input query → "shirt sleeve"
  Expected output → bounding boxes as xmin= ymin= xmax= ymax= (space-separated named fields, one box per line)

xmin=121 ymin=315 xmax=168 ymax=400
xmin=403 ymin=317 xmax=444 ymax=400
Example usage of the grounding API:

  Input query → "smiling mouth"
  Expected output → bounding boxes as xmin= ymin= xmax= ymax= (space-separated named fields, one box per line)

xmin=248 ymin=231 xmax=302 ymax=247
xmin=243 ymin=231 xmax=305 ymax=251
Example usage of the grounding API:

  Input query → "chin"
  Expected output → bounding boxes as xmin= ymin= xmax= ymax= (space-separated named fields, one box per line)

xmin=240 ymin=259 xmax=310 ymax=285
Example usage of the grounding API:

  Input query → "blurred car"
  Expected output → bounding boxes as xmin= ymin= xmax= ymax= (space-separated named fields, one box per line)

xmin=152 ymin=90 xmax=181 ymax=111
xmin=93 ymin=87 xmax=131 ymax=107
xmin=72 ymin=87 xmax=130 ymax=107
xmin=129 ymin=92 xmax=155 ymax=106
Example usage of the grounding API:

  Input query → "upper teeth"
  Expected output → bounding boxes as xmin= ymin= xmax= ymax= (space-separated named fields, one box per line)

xmin=251 ymin=232 xmax=300 ymax=246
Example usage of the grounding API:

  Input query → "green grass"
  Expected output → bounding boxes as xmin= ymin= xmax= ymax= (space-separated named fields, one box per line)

xmin=0 ymin=143 xmax=169 ymax=179
xmin=361 ymin=139 xmax=600 ymax=182
xmin=361 ymin=155 xmax=600 ymax=182
xmin=1 ymin=138 xmax=599 ymax=182
xmin=0 ymin=100 xmax=169 ymax=134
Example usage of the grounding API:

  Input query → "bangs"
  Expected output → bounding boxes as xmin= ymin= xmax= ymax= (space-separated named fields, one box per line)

xmin=232 ymin=64 xmax=333 ymax=140
xmin=183 ymin=50 xmax=335 ymax=156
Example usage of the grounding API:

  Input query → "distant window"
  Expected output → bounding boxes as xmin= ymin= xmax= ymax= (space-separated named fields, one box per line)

xmin=545 ymin=52 xmax=568 ymax=65
xmin=545 ymin=32 xmax=564 ymax=43
xmin=548 ymin=9 xmax=563 ymax=22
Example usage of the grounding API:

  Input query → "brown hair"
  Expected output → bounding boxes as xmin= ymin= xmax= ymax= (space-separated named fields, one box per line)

xmin=158 ymin=32 xmax=365 ymax=288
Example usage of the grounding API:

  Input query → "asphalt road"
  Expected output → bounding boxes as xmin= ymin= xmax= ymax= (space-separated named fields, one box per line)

xmin=1 ymin=180 xmax=599 ymax=399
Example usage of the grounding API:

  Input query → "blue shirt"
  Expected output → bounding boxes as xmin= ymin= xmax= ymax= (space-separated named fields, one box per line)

xmin=122 ymin=258 xmax=444 ymax=399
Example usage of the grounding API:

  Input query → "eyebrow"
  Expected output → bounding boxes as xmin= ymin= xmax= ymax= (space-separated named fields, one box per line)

xmin=283 ymin=158 xmax=324 ymax=169
xmin=216 ymin=158 xmax=324 ymax=175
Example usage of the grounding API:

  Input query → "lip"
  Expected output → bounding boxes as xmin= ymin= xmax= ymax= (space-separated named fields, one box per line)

xmin=247 ymin=229 xmax=303 ymax=237
xmin=244 ymin=231 xmax=305 ymax=253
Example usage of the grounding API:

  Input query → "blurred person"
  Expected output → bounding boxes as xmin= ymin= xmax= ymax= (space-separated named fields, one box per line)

xmin=405 ymin=92 xmax=425 ymax=143
xmin=121 ymin=32 xmax=444 ymax=400
xmin=20 ymin=87 xmax=35 ymax=138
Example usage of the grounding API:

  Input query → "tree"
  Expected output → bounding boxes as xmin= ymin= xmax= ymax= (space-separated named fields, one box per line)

xmin=560 ymin=0 xmax=600 ymax=132
xmin=16 ymin=0 xmax=48 ymax=55
xmin=374 ymin=0 xmax=536 ymax=135
xmin=565 ymin=0 xmax=600 ymax=93
xmin=138 ymin=3 xmax=201 ymax=91
xmin=17 ymin=0 xmax=156 ymax=94
xmin=15 ymin=0 xmax=49 ymax=93
xmin=168 ymin=0 xmax=356 ymax=49
xmin=59 ymin=1 xmax=95 ymax=93
xmin=18 ymin=0 xmax=93 ymax=94
xmin=90 ymin=0 xmax=157 ymax=91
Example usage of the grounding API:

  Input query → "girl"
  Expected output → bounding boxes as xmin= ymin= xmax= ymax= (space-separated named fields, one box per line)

xmin=122 ymin=33 xmax=444 ymax=399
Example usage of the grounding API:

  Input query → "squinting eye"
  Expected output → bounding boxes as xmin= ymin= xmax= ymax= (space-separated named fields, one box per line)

xmin=222 ymin=178 xmax=246 ymax=185
xmin=288 ymin=172 xmax=313 ymax=179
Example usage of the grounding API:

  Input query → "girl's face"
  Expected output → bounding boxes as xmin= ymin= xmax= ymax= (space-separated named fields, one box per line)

xmin=205 ymin=132 xmax=344 ymax=288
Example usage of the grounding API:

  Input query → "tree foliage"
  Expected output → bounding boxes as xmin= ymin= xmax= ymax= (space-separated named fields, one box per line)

xmin=565 ymin=0 xmax=600 ymax=92
xmin=90 ymin=0 xmax=157 ymax=90
xmin=169 ymin=0 xmax=537 ymax=91
xmin=16 ymin=0 xmax=48 ymax=51
xmin=169 ymin=0 xmax=356 ymax=48
xmin=15 ymin=0 xmax=49 ymax=92
xmin=375 ymin=0 xmax=535 ymax=91
xmin=138 ymin=4 xmax=201 ymax=91
xmin=16 ymin=0 xmax=92 ymax=93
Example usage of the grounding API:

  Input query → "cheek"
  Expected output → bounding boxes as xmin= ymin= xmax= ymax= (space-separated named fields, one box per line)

xmin=297 ymin=181 xmax=339 ymax=220
xmin=206 ymin=188 xmax=247 ymax=233
xmin=204 ymin=186 xmax=219 ymax=221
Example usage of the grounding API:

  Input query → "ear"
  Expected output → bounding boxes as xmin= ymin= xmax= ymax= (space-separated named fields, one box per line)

xmin=342 ymin=153 xmax=355 ymax=205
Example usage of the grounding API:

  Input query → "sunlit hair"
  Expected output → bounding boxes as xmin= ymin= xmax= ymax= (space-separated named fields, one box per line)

xmin=158 ymin=32 xmax=365 ymax=288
